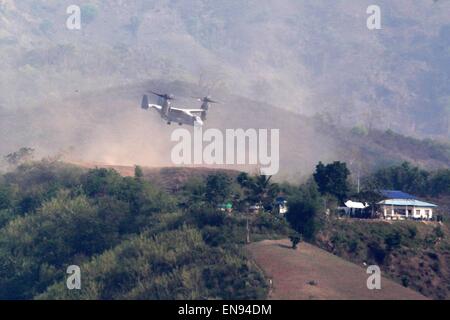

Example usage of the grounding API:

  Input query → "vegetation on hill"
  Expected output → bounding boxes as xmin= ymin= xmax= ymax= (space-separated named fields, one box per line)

xmin=1 ymin=156 xmax=450 ymax=300
xmin=0 ymin=160 xmax=289 ymax=300
xmin=281 ymin=160 xmax=450 ymax=300
xmin=315 ymin=220 xmax=450 ymax=299
xmin=366 ymin=161 xmax=450 ymax=198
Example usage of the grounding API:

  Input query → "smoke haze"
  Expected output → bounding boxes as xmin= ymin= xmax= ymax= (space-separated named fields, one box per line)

xmin=1 ymin=0 xmax=450 ymax=176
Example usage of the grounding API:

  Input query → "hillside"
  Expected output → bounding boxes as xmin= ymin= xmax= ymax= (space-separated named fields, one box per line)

xmin=0 ymin=161 xmax=285 ymax=300
xmin=2 ymin=0 xmax=450 ymax=301
xmin=1 ymin=0 xmax=450 ymax=135
xmin=315 ymin=219 xmax=450 ymax=299
xmin=248 ymin=239 xmax=426 ymax=300
xmin=3 ymin=78 xmax=450 ymax=180
xmin=1 ymin=0 xmax=450 ymax=173
xmin=1 ymin=160 xmax=449 ymax=300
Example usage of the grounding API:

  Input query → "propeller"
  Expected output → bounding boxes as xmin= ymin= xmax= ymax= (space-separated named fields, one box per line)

xmin=150 ymin=91 xmax=175 ymax=100
xmin=192 ymin=96 xmax=220 ymax=104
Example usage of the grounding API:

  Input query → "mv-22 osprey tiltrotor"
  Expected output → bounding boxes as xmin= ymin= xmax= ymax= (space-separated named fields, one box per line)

xmin=141 ymin=91 xmax=220 ymax=127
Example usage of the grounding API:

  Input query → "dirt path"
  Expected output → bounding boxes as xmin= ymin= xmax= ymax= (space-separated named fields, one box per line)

xmin=248 ymin=239 xmax=427 ymax=300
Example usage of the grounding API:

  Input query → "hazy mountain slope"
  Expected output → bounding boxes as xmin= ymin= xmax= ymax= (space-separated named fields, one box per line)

xmin=3 ymin=79 xmax=450 ymax=179
xmin=1 ymin=1 xmax=450 ymax=177
xmin=1 ymin=0 xmax=450 ymax=138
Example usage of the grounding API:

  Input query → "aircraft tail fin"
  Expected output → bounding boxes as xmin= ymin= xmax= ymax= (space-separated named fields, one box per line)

xmin=141 ymin=95 xmax=149 ymax=110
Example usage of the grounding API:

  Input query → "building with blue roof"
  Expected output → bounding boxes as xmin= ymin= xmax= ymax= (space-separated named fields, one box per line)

xmin=381 ymin=190 xmax=418 ymax=200
xmin=378 ymin=190 xmax=437 ymax=220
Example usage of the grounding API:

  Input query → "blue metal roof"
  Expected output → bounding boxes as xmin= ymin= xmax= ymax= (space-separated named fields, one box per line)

xmin=379 ymin=199 xmax=437 ymax=207
xmin=381 ymin=190 xmax=417 ymax=200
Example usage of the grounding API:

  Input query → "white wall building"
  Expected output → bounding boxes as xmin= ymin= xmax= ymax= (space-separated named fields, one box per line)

xmin=379 ymin=198 xmax=437 ymax=220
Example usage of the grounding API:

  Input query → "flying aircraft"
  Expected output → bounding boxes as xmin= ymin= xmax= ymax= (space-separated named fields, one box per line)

xmin=141 ymin=92 xmax=219 ymax=127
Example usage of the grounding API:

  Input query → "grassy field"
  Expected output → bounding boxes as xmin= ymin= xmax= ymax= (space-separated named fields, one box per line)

xmin=247 ymin=239 xmax=426 ymax=300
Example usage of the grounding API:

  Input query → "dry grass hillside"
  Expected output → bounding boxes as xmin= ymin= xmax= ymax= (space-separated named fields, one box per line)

xmin=248 ymin=239 xmax=427 ymax=300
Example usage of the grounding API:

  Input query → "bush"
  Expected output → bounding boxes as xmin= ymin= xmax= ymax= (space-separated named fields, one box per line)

xmin=289 ymin=234 xmax=302 ymax=249
xmin=348 ymin=239 xmax=359 ymax=253
xmin=253 ymin=213 xmax=290 ymax=235
xmin=368 ymin=241 xmax=387 ymax=265
xmin=385 ymin=231 xmax=402 ymax=251
xmin=407 ymin=226 xmax=418 ymax=239
xmin=286 ymin=199 xmax=320 ymax=242
xmin=401 ymin=276 xmax=410 ymax=287
xmin=189 ymin=206 xmax=225 ymax=228
xmin=434 ymin=226 xmax=445 ymax=239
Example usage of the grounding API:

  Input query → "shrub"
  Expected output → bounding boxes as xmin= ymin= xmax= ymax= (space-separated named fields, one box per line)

xmin=434 ymin=226 xmax=445 ymax=239
xmin=368 ymin=241 xmax=387 ymax=265
xmin=407 ymin=226 xmax=418 ymax=239
xmin=289 ymin=234 xmax=302 ymax=249
xmin=385 ymin=231 xmax=402 ymax=251
xmin=401 ymin=276 xmax=410 ymax=287
xmin=348 ymin=239 xmax=359 ymax=253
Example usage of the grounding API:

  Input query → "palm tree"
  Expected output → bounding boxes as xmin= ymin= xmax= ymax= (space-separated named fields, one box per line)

xmin=237 ymin=172 xmax=279 ymax=212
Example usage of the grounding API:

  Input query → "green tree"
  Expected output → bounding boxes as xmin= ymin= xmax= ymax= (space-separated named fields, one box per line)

xmin=205 ymin=173 xmax=232 ymax=206
xmin=429 ymin=169 xmax=450 ymax=196
xmin=286 ymin=179 xmax=322 ymax=241
xmin=134 ymin=165 xmax=144 ymax=179
xmin=182 ymin=177 xmax=207 ymax=208
xmin=371 ymin=162 xmax=429 ymax=195
xmin=82 ymin=168 xmax=122 ymax=197
xmin=313 ymin=161 xmax=350 ymax=202
xmin=237 ymin=172 xmax=279 ymax=210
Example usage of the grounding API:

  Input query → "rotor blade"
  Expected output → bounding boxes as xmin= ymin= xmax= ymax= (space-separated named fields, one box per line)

xmin=149 ymin=91 xmax=165 ymax=98
xmin=192 ymin=96 xmax=221 ymax=104
xmin=149 ymin=91 xmax=175 ymax=100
